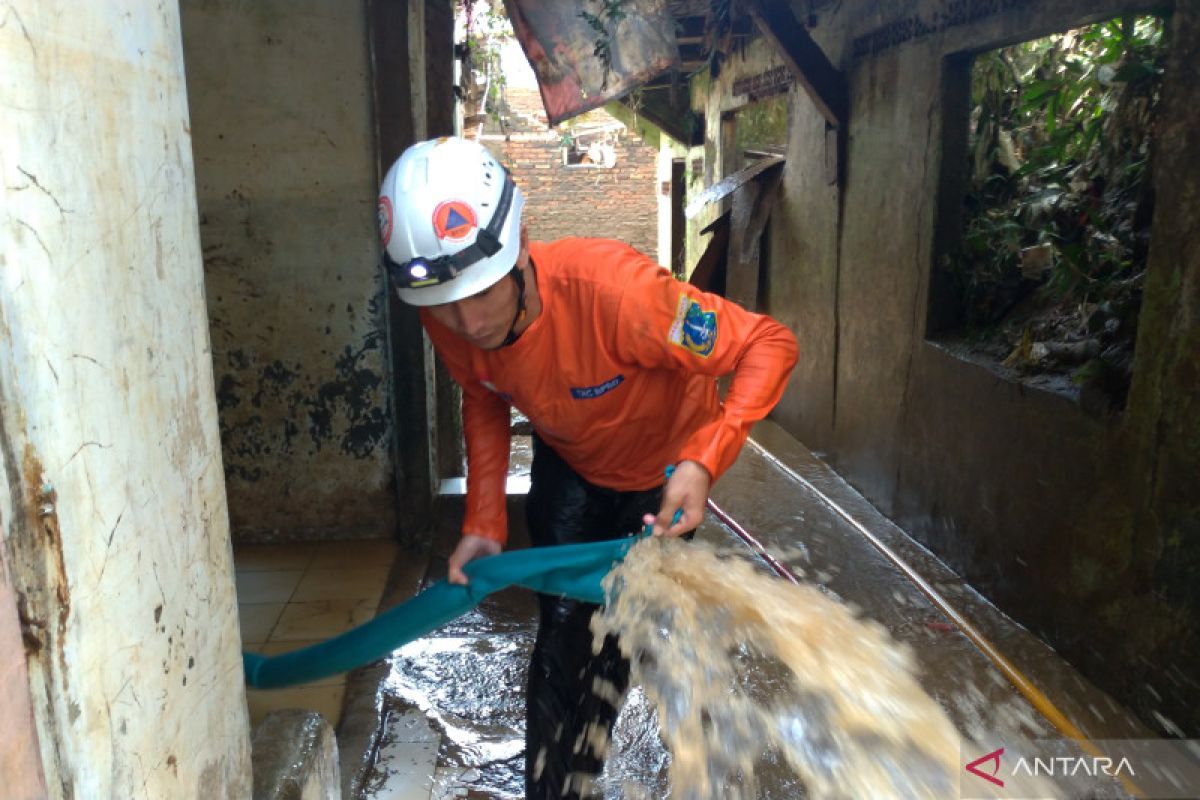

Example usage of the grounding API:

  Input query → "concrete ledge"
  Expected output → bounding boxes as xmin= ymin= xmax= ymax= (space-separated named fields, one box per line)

xmin=744 ymin=419 xmax=1150 ymax=740
xmin=252 ymin=709 xmax=341 ymax=800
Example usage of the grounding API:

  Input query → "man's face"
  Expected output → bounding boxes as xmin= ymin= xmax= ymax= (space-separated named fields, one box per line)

xmin=425 ymin=274 xmax=519 ymax=350
xmin=425 ymin=224 xmax=530 ymax=351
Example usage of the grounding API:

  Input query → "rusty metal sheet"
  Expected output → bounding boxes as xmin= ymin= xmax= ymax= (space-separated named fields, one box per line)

xmin=504 ymin=0 xmax=680 ymax=126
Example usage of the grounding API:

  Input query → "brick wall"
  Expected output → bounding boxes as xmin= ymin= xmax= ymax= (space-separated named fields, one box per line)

xmin=482 ymin=132 xmax=659 ymax=256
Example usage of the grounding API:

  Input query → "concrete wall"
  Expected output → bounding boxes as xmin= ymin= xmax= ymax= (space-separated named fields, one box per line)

xmin=702 ymin=0 xmax=1199 ymax=735
xmin=181 ymin=0 xmax=396 ymax=541
xmin=0 ymin=2 xmax=251 ymax=796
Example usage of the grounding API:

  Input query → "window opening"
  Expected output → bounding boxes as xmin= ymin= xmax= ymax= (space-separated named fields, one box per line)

xmin=929 ymin=15 xmax=1167 ymax=414
xmin=559 ymin=121 xmax=623 ymax=168
xmin=734 ymin=90 xmax=790 ymax=168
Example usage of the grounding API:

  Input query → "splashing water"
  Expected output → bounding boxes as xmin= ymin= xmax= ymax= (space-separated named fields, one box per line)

xmin=590 ymin=536 xmax=963 ymax=799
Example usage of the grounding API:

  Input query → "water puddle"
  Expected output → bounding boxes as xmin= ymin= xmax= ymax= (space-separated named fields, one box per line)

xmin=378 ymin=596 xmax=534 ymax=798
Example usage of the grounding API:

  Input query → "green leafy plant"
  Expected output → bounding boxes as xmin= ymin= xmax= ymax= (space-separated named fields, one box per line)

xmin=579 ymin=0 xmax=631 ymax=91
xmin=946 ymin=15 xmax=1165 ymax=331
xmin=459 ymin=0 xmax=514 ymax=129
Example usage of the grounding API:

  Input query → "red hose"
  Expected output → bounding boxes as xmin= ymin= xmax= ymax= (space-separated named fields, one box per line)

xmin=706 ymin=498 xmax=802 ymax=586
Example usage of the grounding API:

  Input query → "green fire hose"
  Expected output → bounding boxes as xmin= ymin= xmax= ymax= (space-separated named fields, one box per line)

xmin=242 ymin=535 xmax=639 ymax=689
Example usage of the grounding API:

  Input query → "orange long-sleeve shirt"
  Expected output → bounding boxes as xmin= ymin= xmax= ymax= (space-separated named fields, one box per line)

xmin=421 ymin=238 xmax=798 ymax=544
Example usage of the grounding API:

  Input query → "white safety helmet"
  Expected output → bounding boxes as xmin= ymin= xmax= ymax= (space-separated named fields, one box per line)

xmin=378 ymin=137 xmax=526 ymax=306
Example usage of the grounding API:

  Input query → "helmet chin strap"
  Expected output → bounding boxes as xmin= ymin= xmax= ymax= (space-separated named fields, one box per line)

xmin=500 ymin=263 xmax=529 ymax=347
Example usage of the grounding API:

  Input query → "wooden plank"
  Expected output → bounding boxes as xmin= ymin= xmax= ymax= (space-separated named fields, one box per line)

xmin=685 ymin=155 xmax=784 ymax=219
xmin=746 ymin=0 xmax=847 ymax=126
xmin=725 ymin=166 xmax=783 ymax=312
xmin=688 ymin=211 xmax=731 ymax=296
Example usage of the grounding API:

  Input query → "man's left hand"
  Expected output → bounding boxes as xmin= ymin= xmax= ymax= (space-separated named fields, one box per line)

xmin=642 ymin=459 xmax=711 ymax=537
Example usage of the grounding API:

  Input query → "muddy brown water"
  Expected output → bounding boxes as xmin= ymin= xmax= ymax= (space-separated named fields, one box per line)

xmin=588 ymin=536 xmax=962 ymax=799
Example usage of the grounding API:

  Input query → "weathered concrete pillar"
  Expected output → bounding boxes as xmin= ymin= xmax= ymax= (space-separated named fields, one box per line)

xmin=1 ymin=2 xmax=251 ymax=796
xmin=1117 ymin=2 xmax=1200 ymax=735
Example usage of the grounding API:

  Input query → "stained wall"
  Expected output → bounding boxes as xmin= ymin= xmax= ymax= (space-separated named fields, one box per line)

xmin=700 ymin=0 xmax=1199 ymax=735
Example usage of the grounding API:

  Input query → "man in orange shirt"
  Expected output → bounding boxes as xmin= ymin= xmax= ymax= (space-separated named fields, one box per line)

xmin=379 ymin=137 xmax=798 ymax=799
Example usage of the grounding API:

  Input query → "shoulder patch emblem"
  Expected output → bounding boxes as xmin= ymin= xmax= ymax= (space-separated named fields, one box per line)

xmin=433 ymin=200 xmax=477 ymax=241
xmin=668 ymin=293 xmax=718 ymax=358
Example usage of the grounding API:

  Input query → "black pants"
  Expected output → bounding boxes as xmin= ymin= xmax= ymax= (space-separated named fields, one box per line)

xmin=524 ymin=435 xmax=662 ymax=800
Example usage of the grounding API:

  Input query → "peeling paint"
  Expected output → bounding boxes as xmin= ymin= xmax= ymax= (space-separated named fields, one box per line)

xmin=216 ymin=335 xmax=389 ymax=469
xmin=184 ymin=0 xmax=396 ymax=539
xmin=21 ymin=447 xmax=70 ymax=693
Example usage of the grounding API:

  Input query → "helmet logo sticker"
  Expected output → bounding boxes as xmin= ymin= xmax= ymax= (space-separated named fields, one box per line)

xmin=377 ymin=196 xmax=393 ymax=246
xmin=433 ymin=200 xmax=477 ymax=242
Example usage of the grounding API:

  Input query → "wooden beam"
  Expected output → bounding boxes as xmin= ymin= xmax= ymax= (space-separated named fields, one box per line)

xmin=725 ymin=166 xmax=783 ymax=312
xmin=685 ymin=155 xmax=784 ymax=219
xmin=745 ymin=0 xmax=847 ymax=126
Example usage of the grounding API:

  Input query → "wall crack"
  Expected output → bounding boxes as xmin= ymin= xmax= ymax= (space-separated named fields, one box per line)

xmin=17 ymin=166 xmax=71 ymax=217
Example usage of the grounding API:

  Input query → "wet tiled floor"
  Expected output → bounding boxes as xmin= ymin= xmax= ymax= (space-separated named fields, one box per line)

xmin=235 ymin=538 xmax=400 ymax=729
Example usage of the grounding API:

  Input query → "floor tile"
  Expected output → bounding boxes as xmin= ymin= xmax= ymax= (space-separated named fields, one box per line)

xmin=308 ymin=538 xmax=399 ymax=571
xmin=238 ymin=603 xmax=285 ymax=643
xmin=292 ymin=565 xmax=390 ymax=602
xmin=233 ymin=542 xmax=317 ymax=572
xmin=252 ymin=638 xmax=325 ymax=656
xmin=246 ymin=684 xmax=346 ymax=730
xmin=235 ymin=569 xmax=305 ymax=604
xmin=368 ymin=741 xmax=439 ymax=800
xmin=271 ymin=598 xmax=378 ymax=641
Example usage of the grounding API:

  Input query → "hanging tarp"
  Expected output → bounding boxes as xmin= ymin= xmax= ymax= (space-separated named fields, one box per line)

xmin=504 ymin=0 xmax=680 ymax=126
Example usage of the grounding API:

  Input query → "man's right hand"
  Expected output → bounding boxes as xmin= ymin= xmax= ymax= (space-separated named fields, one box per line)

xmin=447 ymin=534 xmax=503 ymax=585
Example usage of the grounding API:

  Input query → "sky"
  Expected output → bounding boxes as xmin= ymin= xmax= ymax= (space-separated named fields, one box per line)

xmin=500 ymin=38 xmax=538 ymax=89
